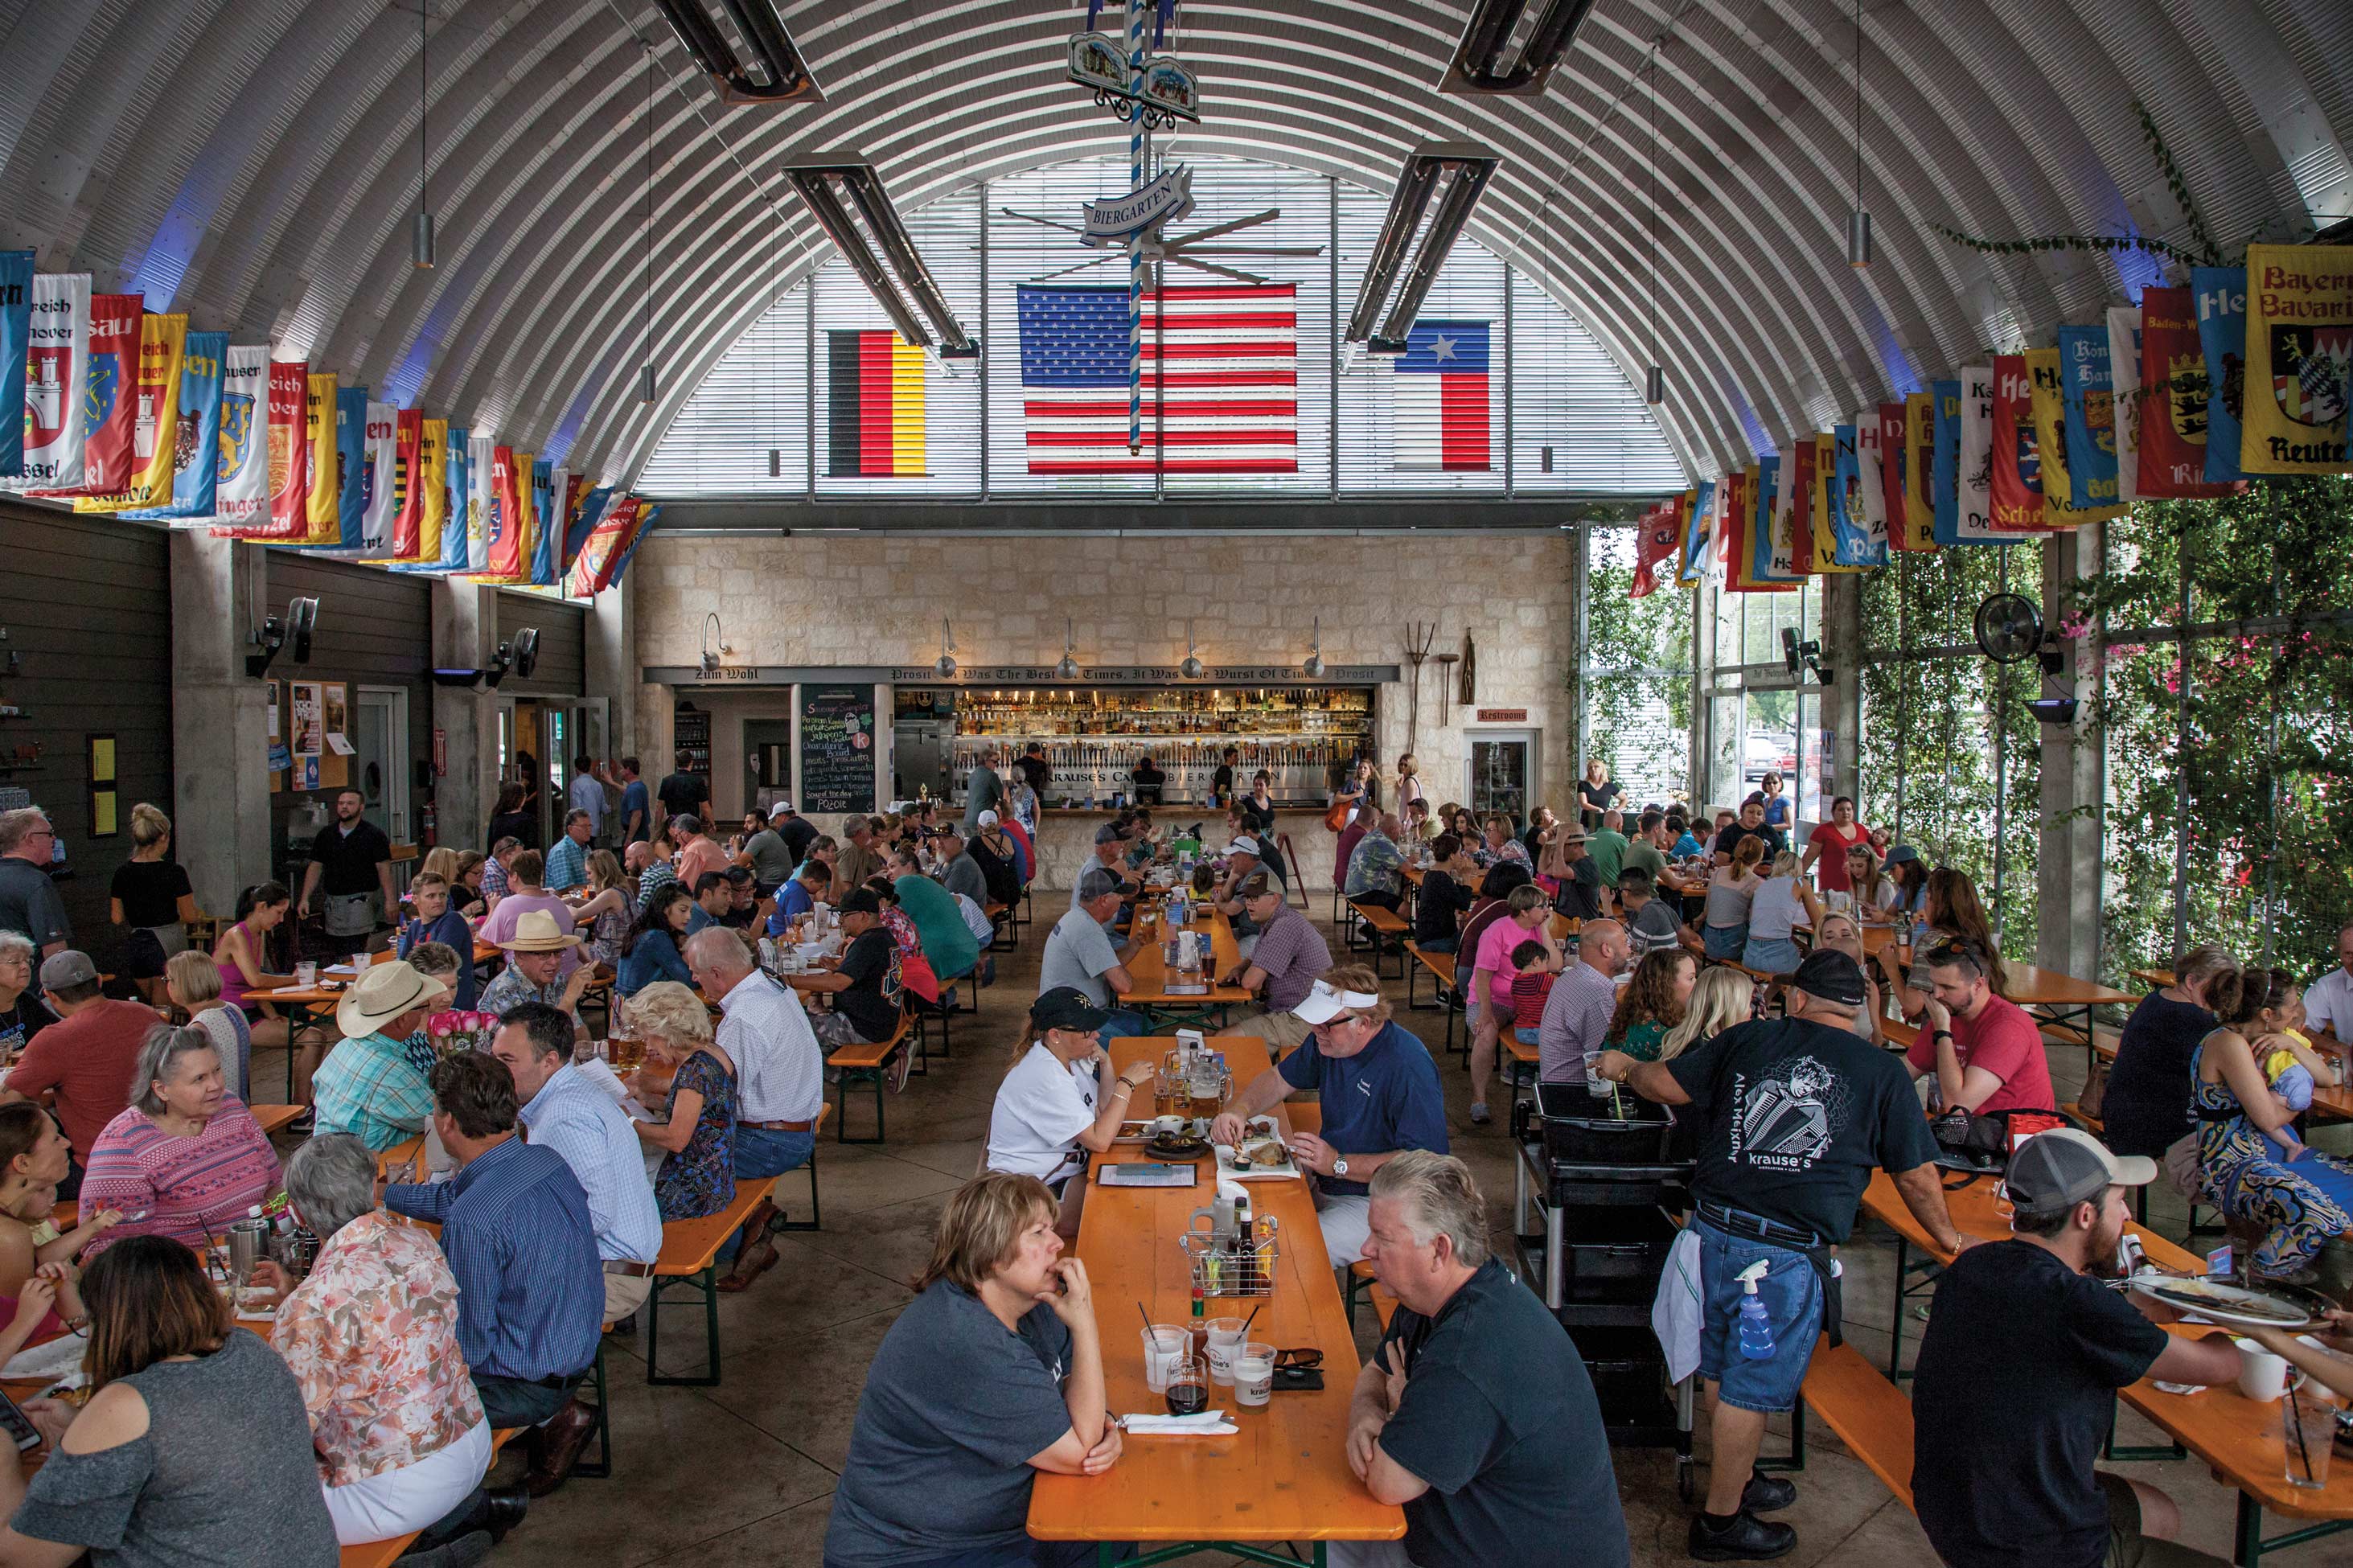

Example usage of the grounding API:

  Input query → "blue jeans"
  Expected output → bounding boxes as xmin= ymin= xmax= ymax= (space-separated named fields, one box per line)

xmin=1692 ymin=1214 xmax=1822 ymax=1414
xmin=1703 ymin=923 xmax=1747 ymax=962
xmin=1415 ymin=936 xmax=1458 ymax=954
xmin=724 ymin=1123 xmax=817 ymax=1262
xmin=1099 ymin=1009 xmax=1149 ymax=1041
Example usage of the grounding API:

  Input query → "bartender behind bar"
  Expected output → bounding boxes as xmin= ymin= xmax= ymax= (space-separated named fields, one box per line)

xmin=1130 ymin=749 xmax=1165 ymax=805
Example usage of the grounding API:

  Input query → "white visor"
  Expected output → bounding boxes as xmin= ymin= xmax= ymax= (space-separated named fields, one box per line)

xmin=1291 ymin=981 xmax=1381 ymax=1024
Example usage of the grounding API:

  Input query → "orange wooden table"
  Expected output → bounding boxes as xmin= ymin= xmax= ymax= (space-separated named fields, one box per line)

xmin=1027 ymin=1035 xmax=1405 ymax=1566
xmin=1119 ymin=905 xmax=1253 ymax=1029
xmin=250 ymin=1102 xmax=306 ymax=1137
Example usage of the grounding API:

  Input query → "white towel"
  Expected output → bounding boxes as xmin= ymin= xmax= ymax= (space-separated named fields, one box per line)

xmin=1119 ymin=1412 xmax=1237 ymax=1435
xmin=1652 ymin=1227 xmax=1703 ymax=1385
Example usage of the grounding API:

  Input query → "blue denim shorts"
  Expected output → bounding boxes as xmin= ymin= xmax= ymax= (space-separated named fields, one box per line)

xmin=1513 ymin=1026 xmax=1542 ymax=1046
xmin=1742 ymin=936 xmax=1802 ymax=976
xmin=1692 ymin=1215 xmax=1824 ymax=1414
xmin=1703 ymin=923 xmax=1747 ymax=961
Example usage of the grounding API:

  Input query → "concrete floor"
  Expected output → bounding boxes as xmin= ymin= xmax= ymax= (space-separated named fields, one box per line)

xmin=302 ymin=901 xmax=2300 ymax=1568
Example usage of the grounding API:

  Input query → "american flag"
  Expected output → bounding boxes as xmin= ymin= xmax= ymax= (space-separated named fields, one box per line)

xmin=1014 ymin=281 xmax=1297 ymax=472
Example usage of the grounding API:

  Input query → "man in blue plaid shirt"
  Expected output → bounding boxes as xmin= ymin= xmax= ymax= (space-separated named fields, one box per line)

xmin=310 ymin=961 xmax=439 ymax=1151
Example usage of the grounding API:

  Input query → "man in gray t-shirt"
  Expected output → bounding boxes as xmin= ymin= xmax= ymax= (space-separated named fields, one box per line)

xmin=962 ymin=752 xmax=1005 ymax=835
xmin=935 ymin=828 xmax=990 ymax=907
xmin=741 ymin=823 xmax=797 ymax=895
xmin=1038 ymin=870 xmax=1148 ymax=1038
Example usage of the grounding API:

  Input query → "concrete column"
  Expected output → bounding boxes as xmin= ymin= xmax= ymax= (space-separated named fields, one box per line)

xmin=588 ymin=580 xmax=636 ymax=757
xmin=432 ymin=578 xmax=499 ymax=854
xmin=1564 ymin=521 xmax=1588 ymax=787
xmin=1688 ymin=581 xmax=1715 ymax=807
xmin=169 ymin=533 xmax=273 ymax=914
xmin=2038 ymin=530 xmax=2103 ymax=978
xmin=1820 ymin=572 xmax=1865 ymax=805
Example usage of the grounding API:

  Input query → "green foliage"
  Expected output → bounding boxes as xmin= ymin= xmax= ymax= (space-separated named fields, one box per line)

xmin=1587 ymin=529 xmax=1695 ymax=793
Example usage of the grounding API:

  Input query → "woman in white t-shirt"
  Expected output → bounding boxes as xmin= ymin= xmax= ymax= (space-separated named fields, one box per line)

xmin=986 ymin=987 xmax=1149 ymax=1234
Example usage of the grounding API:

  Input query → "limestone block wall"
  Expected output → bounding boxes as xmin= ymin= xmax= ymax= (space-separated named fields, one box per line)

xmin=631 ymin=532 xmax=1578 ymax=884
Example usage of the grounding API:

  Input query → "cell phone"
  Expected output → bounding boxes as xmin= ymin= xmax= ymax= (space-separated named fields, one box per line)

xmin=0 ymin=1388 xmax=43 ymax=1452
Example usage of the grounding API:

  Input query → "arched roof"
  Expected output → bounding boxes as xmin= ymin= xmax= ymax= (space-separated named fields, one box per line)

xmin=3 ymin=0 xmax=2344 ymax=492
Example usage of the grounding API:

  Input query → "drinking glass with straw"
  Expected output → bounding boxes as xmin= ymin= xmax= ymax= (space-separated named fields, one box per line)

xmin=2281 ymin=1382 xmax=2338 ymax=1490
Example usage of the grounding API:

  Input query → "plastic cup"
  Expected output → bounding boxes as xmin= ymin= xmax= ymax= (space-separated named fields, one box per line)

xmin=1235 ymin=1342 xmax=1275 ymax=1407
xmin=1205 ymin=1317 xmax=1246 ymax=1385
xmin=351 ymin=951 xmax=370 ymax=973
xmin=2281 ymin=1385 xmax=2339 ymax=1489
xmin=294 ymin=961 xmax=317 ymax=987
xmin=1140 ymin=1325 xmax=1185 ymax=1394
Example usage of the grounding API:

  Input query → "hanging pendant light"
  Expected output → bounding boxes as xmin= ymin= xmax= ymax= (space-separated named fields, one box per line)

xmin=1181 ymin=619 xmax=1205 ymax=680
xmin=1303 ymin=616 xmax=1326 ymax=679
xmin=1055 ymin=618 xmax=1082 ymax=682
xmin=1643 ymin=49 xmax=1663 ymax=405
xmin=1846 ymin=0 xmax=1872 ymax=268
xmin=638 ymin=40 xmax=659 ymax=401
xmin=934 ymin=618 xmax=958 ymax=679
xmin=412 ymin=2 xmax=434 ymax=267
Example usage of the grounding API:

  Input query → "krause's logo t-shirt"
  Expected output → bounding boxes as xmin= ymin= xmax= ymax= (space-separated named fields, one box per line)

xmin=1666 ymin=1016 xmax=1937 ymax=1243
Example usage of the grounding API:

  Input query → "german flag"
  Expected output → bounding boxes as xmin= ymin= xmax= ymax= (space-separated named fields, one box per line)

xmin=827 ymin=330 xmax=926 ymax=476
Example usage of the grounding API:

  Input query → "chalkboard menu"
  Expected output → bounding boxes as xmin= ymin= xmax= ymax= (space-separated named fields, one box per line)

xmin=799 ymin=686 xmax=877 ymax=815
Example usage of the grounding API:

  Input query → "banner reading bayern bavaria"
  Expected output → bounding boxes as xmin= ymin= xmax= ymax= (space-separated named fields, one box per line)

xmin=2240 ymin=243 xmax=2353 ymax=474
xmin=125 ymin=330 xmax=228 ymax=522
xmin=76 ymin=312 xmax=187 ymax=512
xmin=4 ymin=273 xmax=89 ymax=493
xmin=206 ymin=346 xmax=269 ymax=530
xmin=0 ymin=251 xmax=33 ymax=477
xmin=2192 ymin=267 xmax=2246 ymax=484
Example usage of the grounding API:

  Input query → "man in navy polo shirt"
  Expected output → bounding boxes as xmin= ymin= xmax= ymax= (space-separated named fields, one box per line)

xmin=1211 ymin=963 xmax=1448 ymax=1265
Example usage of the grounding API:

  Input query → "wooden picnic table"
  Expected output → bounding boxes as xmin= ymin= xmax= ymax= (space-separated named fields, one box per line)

xmin=1119 ymin=903 xmax=1253 ymax=1029
xmin=250 ymin=1102 xmax=306 ymax=1137
xmin=1027 ymin=1035 xmax=1406 ymax=1566
xmin=1858 ymin=1165 xmax=2202 ymax=1381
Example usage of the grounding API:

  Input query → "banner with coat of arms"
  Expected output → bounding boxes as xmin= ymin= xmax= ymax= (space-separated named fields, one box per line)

xmin=4 ymin=273 xmax=88 ymax=493
xmin=125 ymin=329 xmax=228 ymax=523
xmin=2239 ymin=244 xmax=2353 ymax=475
xmin=207 ymin=344 xmax=270 ymax=529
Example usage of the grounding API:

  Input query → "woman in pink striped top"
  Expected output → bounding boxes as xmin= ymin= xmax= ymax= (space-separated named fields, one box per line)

xmin=78 ymin=1024 xmax=280 ymax=1258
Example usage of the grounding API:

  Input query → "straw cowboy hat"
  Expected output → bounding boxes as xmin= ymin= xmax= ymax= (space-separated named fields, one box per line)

xmin=335 ymin=960 xmax=437 ymax=1036
xmin=497 ymin=909 xmax=583 ymax=954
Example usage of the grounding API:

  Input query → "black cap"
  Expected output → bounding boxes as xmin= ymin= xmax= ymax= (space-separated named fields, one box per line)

xmin=838 ymin=888 xmax=881 ymax=915
xmin=1030 ymin=986 xmax=1114 ymax=1034
xmin=1791 ymin=948 xmax=1866 ymax=1007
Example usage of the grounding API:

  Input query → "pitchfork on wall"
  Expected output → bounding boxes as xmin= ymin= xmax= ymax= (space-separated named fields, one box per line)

xmin=1402 ymin=622 xmax=1438 ymax=754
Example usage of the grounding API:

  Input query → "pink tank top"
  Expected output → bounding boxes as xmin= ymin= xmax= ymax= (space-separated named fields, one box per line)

xmin=216 ymin=921 xmax=253 ymax=1011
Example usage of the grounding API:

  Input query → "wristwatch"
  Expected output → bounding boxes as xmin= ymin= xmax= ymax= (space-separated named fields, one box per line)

xmin=1332 ymin=1158 xmax=1350 ymax=1178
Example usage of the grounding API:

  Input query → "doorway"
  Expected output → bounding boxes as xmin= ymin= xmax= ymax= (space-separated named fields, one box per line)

xmin=745 ymin=720 xmax=793 ymax=818
xmin=1466 ymin=731 xmax=1538 ymax=828
xmin=351 ymin=687 xmax=411 ymax=844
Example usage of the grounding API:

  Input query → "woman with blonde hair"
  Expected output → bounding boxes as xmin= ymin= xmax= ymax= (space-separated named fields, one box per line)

xmin=1393 ymin=753 xmax=1424 ymax=816
xmin=1700 ymin=835 xmax=1768 ymax=961
xmin=567 ymin=849 xmax=632 ymax=970
xmin=1813 ymin=911 xmax=1887 ymax=1047
xmin=1578 ymin=758 xmax=1619 ymax=831
xmin=823 ymin=1172 xmax=1118 ymax=1566
xmin=1741 ymin=850 xmax=1822 ymax=977
xmin=625 ymin=981 xmax=737 ymax=1221
xmin=1608 ymin=948 xmax=1698 ymax=1062
xmin=1657 ymin=964 xmax=1755 ymax=1063
xmin=109 ymin=802 xmax=199 ymax=1006
xmin=165 ymin=949 xmax=252 ymax=1101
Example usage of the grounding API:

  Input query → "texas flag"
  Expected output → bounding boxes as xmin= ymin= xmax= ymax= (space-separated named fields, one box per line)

xmin=1391 ymin=319 xmax=1491 ymax=471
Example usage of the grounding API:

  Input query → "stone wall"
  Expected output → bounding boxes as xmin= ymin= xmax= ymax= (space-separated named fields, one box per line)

xmin=630 ymin=532 xmax=1578 ymax=882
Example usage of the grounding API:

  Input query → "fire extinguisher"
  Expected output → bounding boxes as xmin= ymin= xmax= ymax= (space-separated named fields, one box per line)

xmin=419 ymin=800 xmax=437 ymax=848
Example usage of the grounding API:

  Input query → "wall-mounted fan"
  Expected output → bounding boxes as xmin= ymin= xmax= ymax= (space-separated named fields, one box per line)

xmin=1973 ymin=593 xmax=2043 ymax=664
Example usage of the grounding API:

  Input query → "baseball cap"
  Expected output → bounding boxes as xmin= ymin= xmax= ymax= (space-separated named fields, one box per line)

xmin=1884 ymin=843 xmax=1920 ymax=867
xmin=38 ymin=950 xmax=97 ymax=991
xmin=1094 ymin=823 xmax=1125 ymax=845
xmin=768 ymin=800 xmax=795 ymax=819
xmin=2006 ymin=1127 xmax=2155 ymax=1216
xmin=1790 ymin=948 xmax=1866 ymax=1007
xmin=1076 ymin=867 xmax=1122 ymax=901
xmin=1226 ymin=835 xmax=1262 ymax=858
xmin=838 ymin=889 xmax=881 ymax=915
xmin=1291 ymin=979 xmax=1382 ymax=1025
xmin=977 ymin=809 xmax=1000 ymax=827
xmin=1029 ymin=986 xmax=1114 ymax=1035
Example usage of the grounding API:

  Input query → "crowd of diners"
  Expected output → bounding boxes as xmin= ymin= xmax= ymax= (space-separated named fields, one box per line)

xmin=0 ymin=745 xmax=2349 ymax=1568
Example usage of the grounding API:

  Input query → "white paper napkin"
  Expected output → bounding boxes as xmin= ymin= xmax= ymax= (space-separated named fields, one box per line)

xmin=2 ymin=1331 xmax=88 ymax=1382
xmin=1119 ymin=1411 xmax=1236 ymax=1435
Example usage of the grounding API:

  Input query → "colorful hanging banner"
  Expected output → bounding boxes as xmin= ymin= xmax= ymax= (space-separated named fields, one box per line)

xmin=485 ymin=445 xmax=522 ymax=579
xmin=205 ymin=345 xmax=270 ymax=530
xmin=443 ymin=428 xmax=474 ymax=572
xmin=2192 ymin=267 xmax=2246 ymax=485
xmin=1897 ymin=398 xmax=1935 ymax=551
xmin=4 ymin=273 xmax=89 ymax=493
xmin=1676 ymin=474 xmax=1715 ymax=589
xmin=1823 ymin=425 xmax=1870 ymax=570
xmin=0 ymin=252 xmax=33 ymax=478
xmin=569 ymin=494 xmax=643 ymax=595
xmin=301 ymin=384 xmax=366 ymax=554
xmin=1810 ymin=432 xmax=1852 ymax=573
xmin=2056 ymin=326 xmax=2125 ymax=516
xmin=2136 ymin=285 xmax=2236 ymax=498
xmin=2239 ymin=243 xmax=2353 ymax=474
xmin=465 ymin=433 xmax=493 ymax=572
xmin=1630 ymin=490 xmax=1687 ymax=599
xmin=1779 ymin=439 xmax=1813 ymax=579
xmin=50 ymin=293 xmax=144 ymax=497
xmin=387 ymin=408 xmax=424 ymax=560
xmin=1853 ymin=412 xmax=1892 ymax=564
xmin=1988 ymin=355 xmax=2045 ymax=532
xmin=1949 ymin=367 xmax=2017 ymax=545
xmin=302 ymin=371 xmax=340 ymax=541
xmin=531 ymin=462 xmax=560 ymax=585
xmin=76 ymin=312 xmax=187 ymax=512
xmin=356 ymin=400 xmax=397 ymax=552
xmin=252 ymin=359 xmax=310 ymax=537
xmin=125 ymin=329 xmax=227 ymax=522
xmin=412 ymin=417 xmax=448 ymax=569
xmin=2105 ymin=306 xmax=2142 ymax=507
xmin=1739 ymin=456 xmax=1794 ymax=590
xmin=565 ymin=485 xmax=611 ymax=572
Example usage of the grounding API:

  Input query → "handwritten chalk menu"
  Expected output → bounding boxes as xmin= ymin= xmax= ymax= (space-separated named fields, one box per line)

xmin=799 ymin=686 xmax=877 ymax=815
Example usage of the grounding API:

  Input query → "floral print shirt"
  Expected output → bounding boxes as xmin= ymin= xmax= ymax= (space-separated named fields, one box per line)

xmin=274 ymin=1209 xmax=487 ymax=1487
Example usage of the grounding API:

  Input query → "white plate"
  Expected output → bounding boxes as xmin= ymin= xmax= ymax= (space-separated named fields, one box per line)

xmin=2128 ymin=1276 xmax=2317 ymax=1329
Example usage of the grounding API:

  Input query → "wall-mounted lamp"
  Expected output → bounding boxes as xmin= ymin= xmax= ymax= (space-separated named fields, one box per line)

xmin=934 ymin=618 xmax=958 ymax=679
xmin=1180 ymin=620 xmax=1204 ymax=680
xmin=1303 ymin=616 xmax=1326 ymax=679
xmin=700 ymin=612 xmax=731 ymax=675
xmin=1055 ymin=618 xmax=1081 ymax=683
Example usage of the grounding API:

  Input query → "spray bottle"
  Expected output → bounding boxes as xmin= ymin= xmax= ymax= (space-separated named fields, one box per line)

xmin=1735 ymin=1260 xmax=1776 ymax=1361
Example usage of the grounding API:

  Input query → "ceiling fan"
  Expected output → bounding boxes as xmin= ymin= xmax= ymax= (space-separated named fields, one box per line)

xmin=1000 ymin=205 xmax=1324 ymax=285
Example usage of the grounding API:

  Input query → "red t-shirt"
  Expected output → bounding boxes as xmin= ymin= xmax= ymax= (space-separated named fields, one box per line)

xmin=1810 ymin=822 xmax=1870 ymax=893
xmin=1904 ymin=992 xmax=2054 ymax=1115
xmin=6 ymin=998 xmax=152 ymax=1157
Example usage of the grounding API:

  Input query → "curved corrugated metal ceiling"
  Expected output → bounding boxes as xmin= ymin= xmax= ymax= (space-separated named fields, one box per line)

xmin=0 ymin=0 xmax=2343 ymax=490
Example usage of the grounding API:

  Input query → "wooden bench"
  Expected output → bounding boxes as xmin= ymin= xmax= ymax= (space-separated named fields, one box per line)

xmin=335 ymin=1427 xmax=526 ymax=1567
xmin=250 ymin=1102 xmax=306 ymax=1137
xmin=1347 ymin=898 xmax=1412 ymax=978
xmin=827 ymin=1012 xmax=916 ymax=1144
xmin=1504 ymin=1031 xmax=1541 ymax=1102
xmin=987 ymin=900 xmax=1017 ymax=952
xmin=644 ymin=1176 xmax=782 ymax=1386
xmin=1795 ymin=1337 xmax=1916 ymax=1512
xmin=1882 ymin=1016 xmax=1920 ymax=1053
xmin=1403 ymin=943 xmax=1464 ymax=1056
xmin=2063 ymin=1101 xmax=2105 ymax=1136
